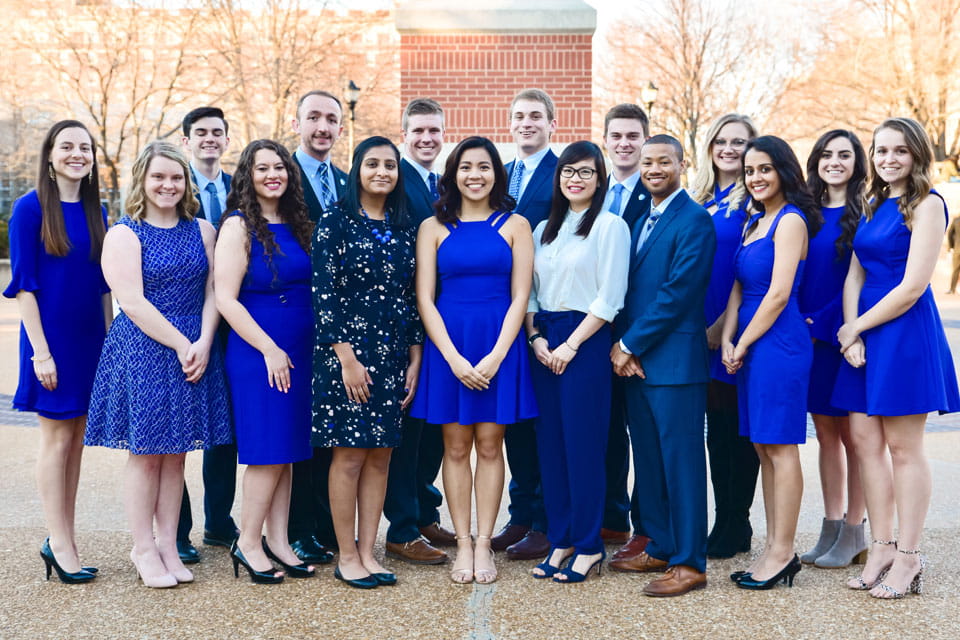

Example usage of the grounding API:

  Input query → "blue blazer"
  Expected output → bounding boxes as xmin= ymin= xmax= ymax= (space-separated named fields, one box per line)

xmin=294 ymin=155 xmax=348 ymax=222
xmin=190 ymin=168 xmax=232 ymax=223
xmin=401 ymin=158 xmax=437 ymax=227
xmin=621 ymin=181 xmax=651 ymax=231
xmin=618 ymin=189 xmax=716 ymax=386
xmin=505 ymin=149 xmax=558 ymax=228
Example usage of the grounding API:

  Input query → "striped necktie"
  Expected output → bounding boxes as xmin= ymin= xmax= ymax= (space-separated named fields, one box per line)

xmin=428 ymin=173 xmax=440 ymax=201
xmin=508 ymin=160 xmax=525 ymax=201
xmin=317 ymin=162 xmax=333 ymax=209
xmin=637 ymin=212 xmax=661 ymax=251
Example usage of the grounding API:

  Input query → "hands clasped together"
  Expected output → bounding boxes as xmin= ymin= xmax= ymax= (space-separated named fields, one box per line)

xmin=609 ymin=343 xmax=645 ymax=378
xmin=531 ymin=337 xmax=577 ymax=376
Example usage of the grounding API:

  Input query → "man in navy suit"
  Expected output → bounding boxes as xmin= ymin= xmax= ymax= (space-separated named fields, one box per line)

xmin=285 ymin=89 xmax=348 ymax=565
xmin=176 ymin=106 xmax=239 ymax=564
xmin=382 ymin=98 xmax=452 ymax=565
xmin=607 ymin=135 xmax=715 ymax=596
xmin=490 ymin=88 xmax=557 ymax=560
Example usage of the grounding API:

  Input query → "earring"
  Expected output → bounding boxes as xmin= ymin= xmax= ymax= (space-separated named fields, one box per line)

xmin=48 ymin=164 xmax=55 ymax=181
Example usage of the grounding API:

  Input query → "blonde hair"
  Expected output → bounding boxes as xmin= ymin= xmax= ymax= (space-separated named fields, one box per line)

xmin=864 ymin=117 xmax=934 ymax=228
xmin=689 ymin=113 xmax=757 ymax=215
xmin=125 ymin=141 xmax=199 ymax=221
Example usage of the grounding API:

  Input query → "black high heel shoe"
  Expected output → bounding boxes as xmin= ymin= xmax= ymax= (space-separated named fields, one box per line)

xmin=737 ymin=554 xmax=801 ymax=590
xmin=40 ymin=538 xmax=95 ymax=584
xmin=230 ymin=540 xmax=284 ymax=584
xmin=729 ymin=570 xmax=750 ymax=583
xmin=262 ymin=537 xmax=315 ymax=579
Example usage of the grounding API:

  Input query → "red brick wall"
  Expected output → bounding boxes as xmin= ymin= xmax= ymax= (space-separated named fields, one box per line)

xmin=400 ymin=34 xmax=592 ymax=142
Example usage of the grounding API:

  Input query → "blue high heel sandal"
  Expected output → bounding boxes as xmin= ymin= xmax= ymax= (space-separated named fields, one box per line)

xmin=553 ymin=550 xmax=606 ymax=584
xmin=531 ymin=547 xmax=573 ymax=579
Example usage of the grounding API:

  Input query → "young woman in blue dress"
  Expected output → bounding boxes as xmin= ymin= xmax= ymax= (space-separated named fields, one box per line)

xmin=214 ymin=140 xmax=315 ymax=584
xmin=4 ymin=121 xmax=110 ymax=583
xmin=833 ymin=118 xmax=960 ymax=599
xmin=799 ymin=131 xmax=868 ymax=568
xmin=689 ymin=113 xmax=760 ymax=559
xmin=413 ymin=136 xmax=536 ymax=584
xmin=721 ymin=136 xmax=822 ymax=590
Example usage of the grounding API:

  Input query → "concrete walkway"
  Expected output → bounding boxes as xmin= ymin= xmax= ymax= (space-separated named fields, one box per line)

xmin=2 ymin=259 xmax=960 ymax=640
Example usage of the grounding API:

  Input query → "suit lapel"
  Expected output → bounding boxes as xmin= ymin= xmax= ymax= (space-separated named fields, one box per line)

xmin=189 ymin=167 xmax=207 ymax=220
xmin=622 ymin=182 xmax=650 ymax=230
xmin=631 ymin=190 xmax=690 ymax=272
xmin=515 ymin=149 xmax=556 ymax=213
xmin=294 ymin=155 xmax=323 ymax=220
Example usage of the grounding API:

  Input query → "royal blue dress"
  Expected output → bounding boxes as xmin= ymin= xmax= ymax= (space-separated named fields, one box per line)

xmin=735 ymin=205 xmax=811 ymax=444
xmin=704 ymin=184 xmax=749 ymax=384
xmin=411 ymin=211 xmax=537 ymax=425
xmin=85 ymin=216 xmax=232 ymax=454
xmin=799 ymin=205 xmax=851 ymax=417
xmin=832 ymin=196 xmax=960 ymax=416
xmin=311 ymin=206 xmax=421 ymax=448
xmin=225 ymin=216 xmax=312 ymax=465
xmin=3 ymin=192 xmax=109 ymax=419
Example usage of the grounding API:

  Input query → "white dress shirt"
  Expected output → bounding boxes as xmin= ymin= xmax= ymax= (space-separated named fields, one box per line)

xmin=528 ymin=208 xmax=631 ymax=322
xmin=190 ymin=163 xmax=227 ymax=215
xmin=403 ymin=154 xmax=434 ymax=188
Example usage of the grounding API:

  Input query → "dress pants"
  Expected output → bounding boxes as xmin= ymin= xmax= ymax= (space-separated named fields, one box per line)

xmin=287 ymin=447 xmax=336 ymax=545
xmin=416 ymin=422 xmax=444 ymax=526
xmin=603 ymin=376 xmax=635 ymax=532
xmin=505 ymin=420 xmax=547 ymax=532
xmin=384 ymin=416 xmax=446 ymax=543
xmin=532 ymin=312 xmax=609 ymax=554
xmin=705 ymin=379 xmax=758 ymax=539
xmin=625 ymin=378 xmax=708 ymax=572
xmin=178 ymin=445 xmax=238 ymax=542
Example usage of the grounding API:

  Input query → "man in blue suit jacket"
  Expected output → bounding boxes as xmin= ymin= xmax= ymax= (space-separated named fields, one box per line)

xmin=608 ymin=135 xmax=716 ymax=597
xmin=490 ymin=89 xmax=556 ymax=560
xmin=177 ymin=106 xmax=239 ymax=564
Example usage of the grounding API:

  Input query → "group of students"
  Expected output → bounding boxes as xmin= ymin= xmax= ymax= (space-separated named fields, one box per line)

xmin=7 ymin=87 xmax=958 ymax=599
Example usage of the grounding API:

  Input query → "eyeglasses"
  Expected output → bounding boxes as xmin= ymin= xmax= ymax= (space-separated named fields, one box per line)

xmin=559 ymin=166 xmax=597 ymax=180
xmin=713 ymin=138 xmax=748 ymax=149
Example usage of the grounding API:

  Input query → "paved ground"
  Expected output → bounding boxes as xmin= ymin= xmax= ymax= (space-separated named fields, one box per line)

xmin=2 ymin=239 xmax=960 ymax=639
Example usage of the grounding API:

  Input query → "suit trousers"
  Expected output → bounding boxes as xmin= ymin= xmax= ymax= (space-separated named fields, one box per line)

xmin=287 ymin=447 xmax=336 ymax=545
xmin=706 ymin=379 xmax=758 ymax=537
xmin=603 ymin=376 xmax=635 ymax=533
xmin=177 ymin=443 xmax=239 ymax=542
xmin=532 ymin=312 xmax=610 ymax=554
xmin=505 ymin=421 xmax=547 ymax=532
xmin=384 ymin=416 xmax=447 ymax=543
xmin=417 ymin=422 xmax=444 ymax=526
xmin=625 ymin=378 xmax=708 ymax=572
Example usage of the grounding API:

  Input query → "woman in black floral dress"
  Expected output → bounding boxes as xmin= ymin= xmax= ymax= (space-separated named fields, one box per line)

xmin=312 ymin=136 xmax=422 ymax=588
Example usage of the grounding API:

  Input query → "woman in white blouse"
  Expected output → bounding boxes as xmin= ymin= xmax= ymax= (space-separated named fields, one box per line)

xmin=525 ymin=141 xmax=631 ymax=583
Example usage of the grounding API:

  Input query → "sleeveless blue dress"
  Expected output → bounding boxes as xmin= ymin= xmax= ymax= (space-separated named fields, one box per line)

xmin=832 ymin=196 xmax=960 ymax=415
xmin=734 ymin=205 xmax=811 ymax=444
xmin=3 ymin=191 xmax=109 ymax=419
xmin=225 ymin=216 xmax=312 ymax=465
xmin=411 ymin=211 xmax=537 ymax=425
xmin=799 ymin=205 xmax=851 ymax=417
xmin=85 ymin=216 xmax=232 ymax=454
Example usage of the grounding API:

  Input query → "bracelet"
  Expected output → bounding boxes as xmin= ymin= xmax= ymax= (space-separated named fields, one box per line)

xmin=563 ymin=341 xmax=579 ymax=352
xmin=527 ymin=333 xmax=543 ymax=346
xmin=31 ymin=353 xmax=52 ymax=363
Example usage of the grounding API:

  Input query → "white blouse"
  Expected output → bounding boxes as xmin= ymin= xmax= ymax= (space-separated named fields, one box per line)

xmin=528 ymin=208 xmax=631 ymax=322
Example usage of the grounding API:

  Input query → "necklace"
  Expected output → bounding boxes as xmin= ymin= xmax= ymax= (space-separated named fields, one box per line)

xmin=360 ymin=207 xmax=393 ymax=244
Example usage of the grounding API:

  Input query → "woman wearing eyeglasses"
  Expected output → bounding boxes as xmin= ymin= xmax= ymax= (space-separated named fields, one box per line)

xmin=525 ymin=141 xmax=630 ymax=582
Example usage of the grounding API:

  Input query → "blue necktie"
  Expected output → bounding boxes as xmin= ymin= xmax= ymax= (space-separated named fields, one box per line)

xmin=428 ymin=173 xmax=440 ymax=201
xmin=317 ymin=162 xmax=333 ymax=209
xmin=508 ymin=161 xmax=525 ymax=201
xmin=637 ymin=212 xmax=661 ymax=251
xmin=609 ymin=183 xmax=625 ymax=215
xmin=204 ymin=182 xmax=221 ymax=225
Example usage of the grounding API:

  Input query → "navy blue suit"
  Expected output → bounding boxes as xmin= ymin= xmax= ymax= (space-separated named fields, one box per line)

xmin=617 ymin=189 xmax=715 ymax=572
xmin=499 ymin=150 xmax=558 ymax=533
xmin=178 ymin=169 xmax=238 ymax=544
xmin=294 ymin=154 xmax=348 ymax=223
xmin=382 ymin=158 xmax=444 ymax=543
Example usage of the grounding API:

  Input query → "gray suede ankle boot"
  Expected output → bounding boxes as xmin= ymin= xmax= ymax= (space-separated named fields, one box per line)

xmin=800 ymin=517 xmax=842 ymax=564
xmin=815 ymin=519 xmax=868 ymax=568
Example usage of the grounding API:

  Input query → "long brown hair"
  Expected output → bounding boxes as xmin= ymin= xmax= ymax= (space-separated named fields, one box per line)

xmin=36 ymin=120 xmax=105 ymax=259
xmin=864 ymin=117 xmax=935 ymax=228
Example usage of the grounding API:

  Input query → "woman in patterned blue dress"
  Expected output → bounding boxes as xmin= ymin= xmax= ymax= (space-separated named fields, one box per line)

xmin=833 ymin=118 xmax=960 ymax=599
xmin=215 ymin=140 xmax=315 ymax=583
xmin=312 ymin=137 xmax=421 ymax=588
xmin=85 ymin=142 xmax=231 ymax=588
xmin=4 ymin=121 xmax=109 ymax=583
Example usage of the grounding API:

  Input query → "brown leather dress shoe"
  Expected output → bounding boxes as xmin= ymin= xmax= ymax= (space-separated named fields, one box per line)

xmin=490 ymin=524 xmax=529 ymax=552
xmin=642 ymin=565 xmax=707 ymax=597
xmin=611 ymin=534 xmax=651 ymax=561
xmin=506 ymin=530 xmax=551 ymax=560
xmin=419 ymin=522 xmax=457 ymax=548
xmin=385 ymin=538 xmax=448 ymax=565
xmin=608 ymin=550 xmax=668 ymax=573
xmin=600 ymin=528 xmax=631 ymax=545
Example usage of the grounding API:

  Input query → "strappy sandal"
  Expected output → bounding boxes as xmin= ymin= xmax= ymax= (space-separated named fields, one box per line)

xmin=474 ymin=535 xmax=497 ymax=584
xmin=450 ymin=535 xmax=474 ymax=584
xmin=848 ymin=539 xmax=895 ymax=590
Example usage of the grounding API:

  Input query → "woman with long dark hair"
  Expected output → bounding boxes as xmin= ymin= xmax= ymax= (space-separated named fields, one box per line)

xmin=799 ymin=130 xmax=869 ymax=568
xmin=215 ymin=139 xmax=316 ymax=584
xmin=525 ymin=141 xmax=629 ymax=582
xmin=4 ymin=120 xmax=110 ymax=583
xmin=722 ymin=135 xmax=823 ymax=590
xmin=833 ymin=118 xmax=959 ymax=599
xmin=311 ymin=136 xmax=421 ymax=589
xmin=412 ymin=136 xmax=536 ymax=585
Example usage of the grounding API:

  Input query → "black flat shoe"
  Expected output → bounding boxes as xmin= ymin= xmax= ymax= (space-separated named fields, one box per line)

xmin=40 ymin=538 xmax=95 ymax=584
xmin=737 ymin=555 xmax=801 ymax=590
xmin=177 ymin=540 xmax=201 ymax=565
xmin=262 ymin=537 xmax=315 ymax=578
xmin=729 ymin=570 xmax=750 ymax=583
xmin=203 ymin=529 xmax=238 ymax=549
xmin=230 ymin=541 xmax=284 ymax=584
xmin=371 ymin=571 xmax=397 ymax=586
xmin=290 ymin=536 xmax=335 ymax=564
xmin=334 ymin=566 xmax=378 ymax=589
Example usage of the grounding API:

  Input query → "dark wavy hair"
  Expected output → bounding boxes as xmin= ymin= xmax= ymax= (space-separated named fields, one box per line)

xmin=225 ymin=139 xmax=313 ymax=261
xmin=35 ymin=120 xmax=105 ymax=259
xmin=339 ymin=136 xmax=409 ymax=227
xmin=806 ymin=130 xmax=866 ymax=259
xmin=744 ymin=135 xmax=823 ymax=238
xmin=541 ymin=141 xmax=608 ymax=245
xmin=435 ymin=136 xmax=515 ymax=224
